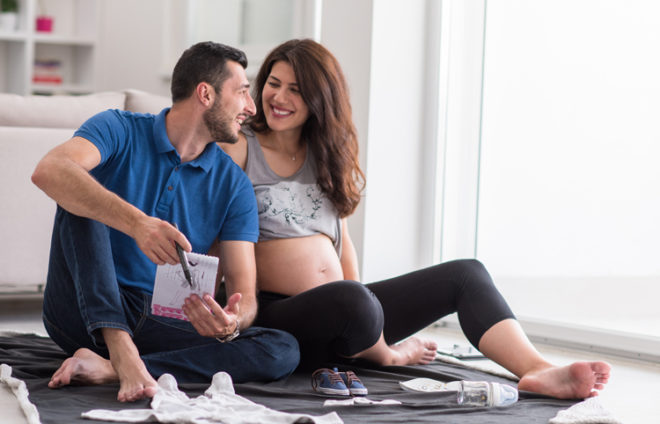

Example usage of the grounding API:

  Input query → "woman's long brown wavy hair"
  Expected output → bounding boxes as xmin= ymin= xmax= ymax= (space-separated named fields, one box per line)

xmin=248 ymin=39 xmax=365 ymax=217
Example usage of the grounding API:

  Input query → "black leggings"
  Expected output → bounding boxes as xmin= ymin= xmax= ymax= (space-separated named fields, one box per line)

xmin=255 ymin=259 xmax=515 ymax=367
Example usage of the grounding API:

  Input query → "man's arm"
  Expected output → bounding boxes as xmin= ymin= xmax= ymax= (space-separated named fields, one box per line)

xmin=219 ymin=240 xmax=257 ymax=327
xmin=183 ymin=240 xmax=257 ymax=337
xmin=31 ymin=136 xmax=189 ymax=265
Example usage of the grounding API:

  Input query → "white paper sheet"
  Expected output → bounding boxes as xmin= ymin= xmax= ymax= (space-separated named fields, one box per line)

xmin=151 ymin=252 xmax=218 ymax=321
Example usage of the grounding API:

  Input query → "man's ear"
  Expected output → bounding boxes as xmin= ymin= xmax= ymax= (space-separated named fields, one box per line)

xmin=195 ymin=82 xmax=215 ymax=108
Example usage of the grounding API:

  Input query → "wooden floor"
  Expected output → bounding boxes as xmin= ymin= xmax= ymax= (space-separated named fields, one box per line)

xmin=1 ymin=299 xmax=658 ymax=423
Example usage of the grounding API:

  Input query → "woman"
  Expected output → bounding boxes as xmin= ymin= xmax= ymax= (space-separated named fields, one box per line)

xmin=220 ymin=39 xmax=610 ymax=399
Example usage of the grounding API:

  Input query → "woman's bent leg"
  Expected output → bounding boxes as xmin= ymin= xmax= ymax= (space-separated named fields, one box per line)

xmin=255 ymin=281 xmax=383 ymax=367
xmin=367 ymin=259 xmax=515 ymax=347
xmin=368 ymin=259 xmax=611 ymax=398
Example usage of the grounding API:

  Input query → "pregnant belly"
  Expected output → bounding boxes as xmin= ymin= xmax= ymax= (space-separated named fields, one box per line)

xmin=255 ymin=234 xmax=344 ymax=296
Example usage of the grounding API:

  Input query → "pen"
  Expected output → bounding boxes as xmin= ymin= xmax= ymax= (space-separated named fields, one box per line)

xmin=173 ymin=223 xmax=193 ymax=287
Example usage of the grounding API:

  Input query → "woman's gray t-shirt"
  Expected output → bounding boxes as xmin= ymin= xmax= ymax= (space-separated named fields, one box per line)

xmin=242 ymin=127 xmax=342 ymax=256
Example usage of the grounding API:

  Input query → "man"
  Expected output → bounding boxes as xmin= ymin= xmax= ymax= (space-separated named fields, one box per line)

xmin=31 ymin=42 xmax=300 ymax=402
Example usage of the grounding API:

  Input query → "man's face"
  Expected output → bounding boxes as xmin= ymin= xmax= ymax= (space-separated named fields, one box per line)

xmin=203 ymin=61 xmax=255 ymax=143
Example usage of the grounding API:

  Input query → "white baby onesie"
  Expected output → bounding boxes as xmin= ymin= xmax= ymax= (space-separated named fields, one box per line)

xmin=82 ymin=372 xmax=343 ymax=424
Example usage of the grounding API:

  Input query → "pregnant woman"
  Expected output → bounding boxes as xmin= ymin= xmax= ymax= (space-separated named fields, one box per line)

xmin=220 ymin=38 xmax=610 ymax=399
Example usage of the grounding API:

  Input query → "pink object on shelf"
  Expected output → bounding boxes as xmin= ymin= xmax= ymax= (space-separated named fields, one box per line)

xmin=36 ymin=16 xmax=53 ymax=32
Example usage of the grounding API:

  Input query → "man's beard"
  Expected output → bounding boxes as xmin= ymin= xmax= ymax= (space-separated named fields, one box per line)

xmin=203 ymin=99 xmax=239 ymax=144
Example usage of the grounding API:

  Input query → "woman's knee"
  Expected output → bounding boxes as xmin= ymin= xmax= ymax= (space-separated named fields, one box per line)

xmin=324 ymin=281 xmax=383 ymax=321
xmin=443 ymin=259 xmax=494 ymax=291
xmin=321 ymin=281 xmax=384 ymax=354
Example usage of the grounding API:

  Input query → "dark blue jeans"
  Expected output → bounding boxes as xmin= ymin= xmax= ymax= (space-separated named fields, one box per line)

xmin=43 ymin=207 xmax=299 ymax=383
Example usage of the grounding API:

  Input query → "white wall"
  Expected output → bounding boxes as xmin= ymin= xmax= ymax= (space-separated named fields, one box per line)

xmin=361 ymin=0 xmax=431 ymax=281
xmin=94 ymin=0 xmax=318 ymax=97
xmin=321 ymin=0 xmax=439 ymax=282
xmin=95 ymin=0 xmax=171 ymax=96
xmin=319 ymin=0 xmax=373 ymax=276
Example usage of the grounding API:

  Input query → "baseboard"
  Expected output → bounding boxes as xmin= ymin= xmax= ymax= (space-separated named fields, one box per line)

xmin=0 ymin=283 xmax=44 ymax=300
xmin=436 ymin=315 xmax=660 ymax=363
xmin=0 ymin=292 xmax=43 ymax=313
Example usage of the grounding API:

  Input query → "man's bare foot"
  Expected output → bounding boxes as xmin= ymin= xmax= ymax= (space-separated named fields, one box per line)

xmin=390 ymin=337 xmax=439 ymax=365
xmin=100 ymin=328 xmax=159 ymax=402
xmin=518 ymin=361 xmax=611 ymax=399
xmin=48 ymin=348 xmax=159 ymax=402
xmin=48 ymin=348 xmax=118 ymax=388
xmin=111 ymin=355 xmax=159 ymax=403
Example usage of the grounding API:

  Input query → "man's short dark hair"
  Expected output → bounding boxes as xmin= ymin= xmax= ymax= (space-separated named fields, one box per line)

xmin=170 ymin=41 xmax=248 ymax=103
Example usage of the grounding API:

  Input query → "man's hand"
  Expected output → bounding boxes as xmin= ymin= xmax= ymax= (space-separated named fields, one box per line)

xmin=182 ymin=293 xmax=241 ymax=338
xmin=132 ymin=218 xmax=192 ymax=265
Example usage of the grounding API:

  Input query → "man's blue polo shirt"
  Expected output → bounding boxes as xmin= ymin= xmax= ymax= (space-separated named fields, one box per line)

xmin=74 ymin=108 xmax=258 ymax=294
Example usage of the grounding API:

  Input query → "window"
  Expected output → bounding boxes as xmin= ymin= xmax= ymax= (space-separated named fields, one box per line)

xmin=437 ymin=0 xmax=660 ymax=355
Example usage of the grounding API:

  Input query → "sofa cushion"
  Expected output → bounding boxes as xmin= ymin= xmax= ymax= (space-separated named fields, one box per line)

xmin=0 ymin=127 xmax=75 ymax=288
xmin=124 ymin=89 xmax=171 ymax=114
xmin=0 ymin=92 xmax=126 ymax=129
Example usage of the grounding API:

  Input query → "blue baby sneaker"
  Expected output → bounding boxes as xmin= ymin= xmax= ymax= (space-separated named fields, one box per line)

xmin=312 ymin=367 xmax=350 ymax=396
xmin=339 ymin=370 xmax=368 ymax=396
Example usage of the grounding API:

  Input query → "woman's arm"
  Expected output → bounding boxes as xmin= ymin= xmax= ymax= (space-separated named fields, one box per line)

xmin=339 ymin=217 xmax=360 ymax=281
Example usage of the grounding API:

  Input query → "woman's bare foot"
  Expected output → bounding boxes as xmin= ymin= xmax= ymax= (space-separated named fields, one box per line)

xmin=390 ymin=337 xmax=439 ymax=365
xmin=518 ymin=361 xmax=611 ymax=399
xmin=48 ymin=348 xmax=118 ymax=388
xmin=350 ymin=333 xmax=438 ymax=366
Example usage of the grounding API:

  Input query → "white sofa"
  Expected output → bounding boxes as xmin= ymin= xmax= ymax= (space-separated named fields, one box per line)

xmin=0 ymin=89 xmax=171 ymax=295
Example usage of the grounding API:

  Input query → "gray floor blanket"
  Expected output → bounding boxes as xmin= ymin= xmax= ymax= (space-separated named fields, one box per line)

xmin=0 ymin=333 xmax=580 ymax=423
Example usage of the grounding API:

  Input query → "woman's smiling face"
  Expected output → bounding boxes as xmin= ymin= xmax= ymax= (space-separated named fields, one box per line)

xmin=262 ymin=61 xmax=310 ymax=133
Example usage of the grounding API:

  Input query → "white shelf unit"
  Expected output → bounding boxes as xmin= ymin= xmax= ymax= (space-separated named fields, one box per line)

xmin=0 ymin=0 xmax=98 ymax=95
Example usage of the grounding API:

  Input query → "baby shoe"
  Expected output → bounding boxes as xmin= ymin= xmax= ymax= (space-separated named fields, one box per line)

xmin=311 ymin=367 xmax=350 ymax=396
xmin=339 ymin=370 xmax=368 ymax=396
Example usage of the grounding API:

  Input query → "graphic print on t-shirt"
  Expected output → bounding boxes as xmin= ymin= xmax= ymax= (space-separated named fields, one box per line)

xmin=257 ymin=181 xmax=323 ymax=225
